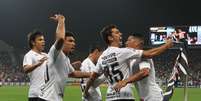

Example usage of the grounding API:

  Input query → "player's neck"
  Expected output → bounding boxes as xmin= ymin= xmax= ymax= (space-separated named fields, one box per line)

xmin=88 ymin=54 xmax=96 ymax=64
xmin=109 ymin=42 xmax=120 ymax=47
xmin=32 ymin=48 xmax=42 ymax=54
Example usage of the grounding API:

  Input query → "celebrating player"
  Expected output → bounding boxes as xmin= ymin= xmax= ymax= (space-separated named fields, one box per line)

xmin=84 ymin=24 xmax=173 ymax=101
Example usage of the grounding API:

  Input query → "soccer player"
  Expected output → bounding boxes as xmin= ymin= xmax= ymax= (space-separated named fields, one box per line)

xmin=114 ymin=34 xmax=163 ymax=101
xmin=23 ymin=30 xmax=48 ymax=101
xmin=38 ymin=14 xmax=90 ymax=101
xmin=84 ymin=24 xmax=173 ymax=101
xmin=80 ymin=44 xmax=104 ymax=101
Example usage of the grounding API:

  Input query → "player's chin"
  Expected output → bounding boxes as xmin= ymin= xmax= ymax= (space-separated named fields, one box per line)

xmin=70 ymin=48 xmax=75 ymax=52
xmin=119 ymin=41 xmax=123 ymax=47
xmin=40 ymin=46 xmax=45 ymax=51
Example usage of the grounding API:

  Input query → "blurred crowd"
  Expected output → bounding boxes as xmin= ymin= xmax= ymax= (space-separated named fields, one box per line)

xmin=0 ymin=52 xmax=29 ymax=84
xmin=154 ymin=48 xmax=201 ymax=87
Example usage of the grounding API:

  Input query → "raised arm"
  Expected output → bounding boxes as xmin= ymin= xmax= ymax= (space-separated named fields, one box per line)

xmin=142 ymin=38 xmax=173 ymax=58
xmin=50 ymin=14 xmax=65 ymax=50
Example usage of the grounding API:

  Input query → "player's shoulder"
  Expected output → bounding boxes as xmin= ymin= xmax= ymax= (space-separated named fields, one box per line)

xmin=48 ymin=43 xmax=62 ymax=54
xmin=120 ymin=47 xmax=133 ymax=51
xmin=81 ymin=58 xmax=91 ymax=65
xmin=117 ymin=47 xmax=135 ymax=55
xmin=102 ymin=47 xmax=129 ymax=55
xmin=82 ymin=58 xmax=90 ymax=62
xmin=41 ymin=52 xmax=48 ymax=56
xmin=48 ymin=44 xmax=56 ymax=53
xmin=24 ymin=50 xmax=35 ymax=57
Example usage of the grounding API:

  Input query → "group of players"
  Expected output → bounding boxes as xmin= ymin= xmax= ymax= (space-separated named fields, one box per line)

xmin=23 ymin=14 xmax=173 ymax=101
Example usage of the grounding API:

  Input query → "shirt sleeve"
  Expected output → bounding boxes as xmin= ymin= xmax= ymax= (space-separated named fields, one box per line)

xmin=48 ymin=43 xmax=61 ymax=62
xmin=121 ymin=48 xmax=143 ymax=60
xmin=23 ymin=54 xmax=33 ymax=67
xmin=80 ymin=61 xmax=90 ymax=72
xmin=139 ymin=60 xmax=151 ymax=70
xmin=68 ymin=64 xmax=75 ymax=73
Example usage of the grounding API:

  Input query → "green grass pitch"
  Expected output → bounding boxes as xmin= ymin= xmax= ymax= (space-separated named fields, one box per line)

xmin=0 ymin=85 xmax=201 ymax=101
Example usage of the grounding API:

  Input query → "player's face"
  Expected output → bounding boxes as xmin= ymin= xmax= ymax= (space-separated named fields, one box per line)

xmin=95 ymin=50 xmax=102 ymax=61
xmin=63 ymin=36 xmax=76 ymax=54
xmin=110 ymin=28 xmax=122 ymax=45
xmin=126 ymin=36 xmax=142 ymax=49
xmin=33 ymin=35 xmax=45 ymax=52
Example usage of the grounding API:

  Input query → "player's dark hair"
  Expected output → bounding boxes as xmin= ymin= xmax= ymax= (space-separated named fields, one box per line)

xmin=130 ymin=33 xmax=145 ymax=45
xmin=175 ymin=27 xmax=183 ymax=33
xmin=89 ymin=44 xmax=103 ymax=53
xmin=100 ymin=24 xmax=117 ymax=44
xmin=27 ymin=30 xmax=44 ymax=49
xmin=65 ymin=31 xmax=75 ymax=38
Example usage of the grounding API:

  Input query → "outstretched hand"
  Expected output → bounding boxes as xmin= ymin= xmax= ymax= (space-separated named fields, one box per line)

xmin=38 ymin=56 xmax=48 ymax=66
xmin=50 ymin=14 xmax=65 ymax=22
xmin=165 ymin=38 xmax=173 ymax=48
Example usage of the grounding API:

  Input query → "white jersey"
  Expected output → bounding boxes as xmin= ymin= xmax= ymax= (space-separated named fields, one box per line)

xmin=130 ymin=59 xmax=163 ymax=101
xmin=39 ymin=44 xmax=75 ymax=101
xmin=23 ymin=50 xmax=47 ymax=98
xmin=80 ymin=58 xmax=102 ymax=101
xmin=94 ymin=46 xmax=143 ymax=101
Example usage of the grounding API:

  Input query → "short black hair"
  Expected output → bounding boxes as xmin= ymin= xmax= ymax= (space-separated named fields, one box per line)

xmin=130 ymin=33 xmax=144 ymax=41
xmin=89 ymin=44 xmax=103 ymax=53
xmin=130 ymin=33 xmax=145 ymax=45
xmin=65 ymin=31 xmax=75 ymax=38
xmin=175 ymin=27 xmax=184 ymax=33
xmin=27 ymin=30 xmax=44 ymax=49
xmin=100 ymin=24 xmax=117 ymax=44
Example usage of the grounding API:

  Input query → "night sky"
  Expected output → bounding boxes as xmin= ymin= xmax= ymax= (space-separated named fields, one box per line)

xmin=0 ymin=0 xmax=201 ymax=53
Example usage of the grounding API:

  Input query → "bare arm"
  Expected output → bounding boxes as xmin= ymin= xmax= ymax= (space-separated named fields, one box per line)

xmin=50 ymin=14 xmax=65 ymax=50
xmin=68 ymin=71 xmax=91 ymax=78
xmin=143 ymin=39 xmax=173 ymax=58
xmin=114 ymin=68 xmax=149 ymax=92
xmin=23 ymin=57 xmax=47 ymax=73
xmin=124 ymin=68 xmax=149 ymax=83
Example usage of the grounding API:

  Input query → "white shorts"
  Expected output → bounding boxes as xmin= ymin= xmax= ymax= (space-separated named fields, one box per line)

xmin=144 ymin=91 xmax=163 ymax=101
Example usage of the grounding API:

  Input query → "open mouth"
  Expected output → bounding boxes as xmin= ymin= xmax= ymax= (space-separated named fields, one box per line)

xmin=42 ymin=44 xmax=45 ymax=47
xmin=71 ymin=47 xmax=75 ymax=50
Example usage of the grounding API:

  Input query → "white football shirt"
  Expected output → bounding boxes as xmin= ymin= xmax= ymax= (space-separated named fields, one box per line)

xmin=39 ymin=44 xmax=75 ymax=101
xmin=94 ymin=47 xmax=143 ymax=101
xmin=80 ymin=58 xmax=102 ymax=101
xmin=23 ymin=50 xmax=47 ymax=98
xmin=131 ymin=59 xmax=163 ymax=101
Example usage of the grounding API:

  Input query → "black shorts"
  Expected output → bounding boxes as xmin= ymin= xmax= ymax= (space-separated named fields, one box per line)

xmin=29 ymin=97 xmax=39 ymax=101
xmin=28 ymin=97 xmax=47 ymax=101
xmin=112 ymin=99 xmax=135 ymax=101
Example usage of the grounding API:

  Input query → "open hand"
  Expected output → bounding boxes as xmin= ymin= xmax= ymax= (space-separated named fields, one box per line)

xmin=50 ymin=14 xmax=65 ymax=22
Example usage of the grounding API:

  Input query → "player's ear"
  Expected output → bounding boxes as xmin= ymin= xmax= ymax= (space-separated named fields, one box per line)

xmin=94 ymin=49 xmax=100 ymax=55
xmin=108 ymin=36 xmax=113 ymax=41
xmin=31 ymin=41 xmax=35 ymax=46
